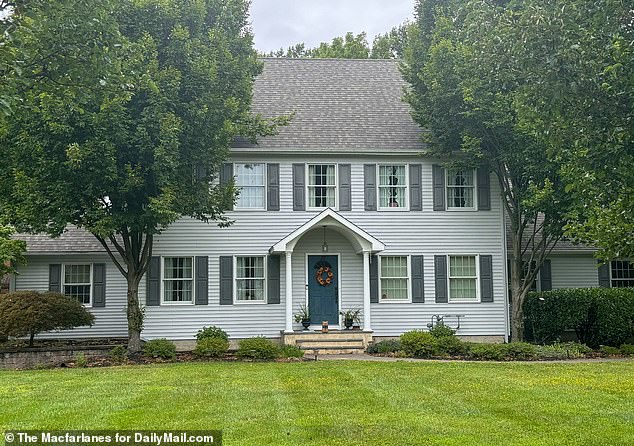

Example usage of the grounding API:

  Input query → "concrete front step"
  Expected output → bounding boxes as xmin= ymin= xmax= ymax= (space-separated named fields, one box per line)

xmin=297 ymin=341 xmax=365 ymax=349
xmin=282 ymin=330 xmax=373 ymax=355
xmin=302 ymin=346 xmax=366 ymax=355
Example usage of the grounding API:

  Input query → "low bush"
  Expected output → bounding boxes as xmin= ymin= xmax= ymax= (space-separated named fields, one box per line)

xmin=74 ymin=352 xmax=88 ymax=368
xmin=367 ymin=339 xmax=402 ymax=354
xmin=143 ymin=338 xmax=176 ymax=360
xmin=279 ymin=344 xmax=305 ymax=358
xmin=109 ymin=345 xmax=127 ymax=364
xmin=503 ymin=342 xmax=538 ymax=360
xmin=619 ymin=344 xmax=634 ymax=356
xmin=400 ymin=330 xmax=438 ymax=358
xmin=435 ymin=336 xmax=468 ymax=357
xmin=468 ymin=343 xmax=506 ymax=361
xmin=524 ymin=288 xmax=634 ymax=347
xmin=193 ymin=337 xmax=229 ymax=358
xmin=0 ymin=291 xmax=95 ymax=346
xmin=429 ymin=322 xmax=456 ymax=338
xmin=600 ymin=345 xmax=621 ymax=356
xmin=535 ymin=342 xmax=592 ymax=360
xmin=236 ymin=336 xmax=279 ymax=360
xmin=195 ymin=326 xmax=229 ymax=342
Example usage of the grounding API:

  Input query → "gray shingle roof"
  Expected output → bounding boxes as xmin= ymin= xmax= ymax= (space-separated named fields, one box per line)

xmin=505 ymin=218 xmax=596 ymax=255
xmin=233 ymin=58 xmax=425 ymax=152
xmin=17 ymin=226 xmax=107 ymax=254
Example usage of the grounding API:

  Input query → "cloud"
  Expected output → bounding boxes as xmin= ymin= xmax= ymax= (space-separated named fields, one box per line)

xmin=250 ymin=0 xmax=414 ymax=52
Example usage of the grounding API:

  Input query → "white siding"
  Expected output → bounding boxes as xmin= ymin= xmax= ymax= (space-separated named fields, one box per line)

xmin=550 ymin=255 xmax=600 ymax=289
xmin=16 ymin=154 xmax=509 ymax=340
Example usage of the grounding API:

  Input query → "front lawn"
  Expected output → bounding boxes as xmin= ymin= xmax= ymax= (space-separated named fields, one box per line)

xmin=1 ymin=361 xmax=633 ymax=445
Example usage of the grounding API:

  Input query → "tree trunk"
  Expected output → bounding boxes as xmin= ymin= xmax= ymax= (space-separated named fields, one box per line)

xmin=29 ymin=332 xmax=35 ymax=347
xmin=510 ymin=243 xmax=526 ymax=342
xmin=126 ymin=274 xmax=143 ymax=354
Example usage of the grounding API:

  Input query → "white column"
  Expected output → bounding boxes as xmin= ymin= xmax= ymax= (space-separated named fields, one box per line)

xmin=363 ymin=250 xmax=372 ymax=331
xmin=285 ymin=250 xmax=294 ymax=333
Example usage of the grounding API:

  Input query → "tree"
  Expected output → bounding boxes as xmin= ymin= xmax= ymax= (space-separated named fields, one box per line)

xmin=0 ymin=0 xmax=283 ymax=352
xmin=402 ymin=0 xmax=572 ymax=340
xmin=0 ymin=291 xmax=95 ymax=346
xmin=370 ymin=23 xmax=412 ymax=59
xmin=0 ymin=226 xmax=25 ymax=277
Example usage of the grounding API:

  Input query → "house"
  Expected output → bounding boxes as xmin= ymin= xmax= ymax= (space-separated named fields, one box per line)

xmin=12 ymin=58 xmax=626 ymax=348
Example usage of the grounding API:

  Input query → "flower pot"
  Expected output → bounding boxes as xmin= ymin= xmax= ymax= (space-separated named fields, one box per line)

xmin=301 ymin=319 xmax=311 ymax=331
xmin=344 ymin=318 xmax=354 ymax=330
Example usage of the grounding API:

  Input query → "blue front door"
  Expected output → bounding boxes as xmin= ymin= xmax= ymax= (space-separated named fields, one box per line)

xmin=308 ymin=255 xmax=339 ymax=325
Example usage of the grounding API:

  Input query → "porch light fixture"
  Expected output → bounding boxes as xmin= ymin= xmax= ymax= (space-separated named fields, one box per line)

xmin=321 ymin=226 xmax=329 ymax=253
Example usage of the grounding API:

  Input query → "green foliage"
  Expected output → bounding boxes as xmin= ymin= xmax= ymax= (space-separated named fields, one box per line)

xmin=293 ymin=304 xmax=310 ymax=323
xmin=502 ymin=343 xmax=538 ymax=361
xmin=0 ymin=226 xmax=26 ymax=276
xmin=142 ymin=339 xmax=176 ymax=360
xmin=193 ymin=337 xmax=229 ymax=358
xmin=429 ymin=322 xmax=456 ymax=338
xmin=400 ymin=330 xmax=438 ymax=358
xmin=195 ymin=326 xmax=229 ymax=342
xmin=367 ymin=339 xmax=402 ymax=354
xmin=339 ymin=308 xmax=361 ymax=323
xmin=524 ymin=288 xmax=634 ymax=347
xmin=73 ymin=352 xmax=88 ymax=368
xmin=534 ymin=342 xmax=592 ymax=360
xmin=278 ymin=345 xmax=305 ymax=359
xmin=109 ymin=345 xmax=128 ymax=364
xmin=600 ymin=346 xmax=621 ymax=356
xmin=619 ymin=344 xmax=634 ymax=356
xmin=435 ymin=336 xmax=468 ymax=357
xmin=0 ymin=291 xmax=94 ymax=346
xmin=468 ymin=344 xmax=506 ymax=361
xmin=236 ymin=337 xmax=279 ymax=360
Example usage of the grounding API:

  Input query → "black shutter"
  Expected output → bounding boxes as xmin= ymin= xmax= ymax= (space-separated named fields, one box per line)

xmin=49 ymin=264 xmax=62 ymax=292
xmin=370 ymin=254 xmax=379 ymax=303
xmin=292 ymin=163 xmax=305 ymax=211
xmin=411 ymin=255 xmax=424 ymax=303
xmin=434 ymin=255 xmax=448 ymax=303
xmin=364 ymin=164 xmax=377 ymax=211
xmin=219 ymin=256 xmax=233 ymax=305
xmin=477 ymin=167 xmax=491 ymax=211
xmin=480 ymin=255 xmax=494 ymax=302
xmin=598 ymin=261 xmax=610 ymax=288
xmin=220 ymin=163 xmax=234 ymax=211
xmin=267 ymin=255 xmax=281 ymax=304
xmin=267 ymin=163 xmax=280 ymax=211
xmin=432 ymin=165 xmax=445 ymax=211
xmin=146 ymin=256 xmax=161 ymax=306
xmin=409 ymin=164 xmax=422 ymax=211
xmin=92 ymin=263 xmax=106 ymax=307
xmin=539 ymin=259 xmax=552 ymax=291
xmin=195 ymin=256 xmax=209 ymax=305
xmin=339 ymin=164 xmax=352 ymax=211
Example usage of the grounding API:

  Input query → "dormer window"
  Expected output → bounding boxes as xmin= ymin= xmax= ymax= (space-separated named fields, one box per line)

xmin=307 ymin=164 xmax=336 ymax=209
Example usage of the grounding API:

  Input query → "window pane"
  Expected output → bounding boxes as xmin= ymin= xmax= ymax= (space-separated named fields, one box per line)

xmin=64 ymin=285 xmax=91 ymax=304
xmin=611 ymin=260 xmax=634 ymax=288
xmin=447 ymin=186 xmax=474 ymax=208
xmin=381 ymin=256 xmax=407 ymax=278
xmin=163 ymin=280 xmax=193 ymax=302
xmin=381 ymin=278 xmax=408 ymax=300
xmin=64 ymin=264 xmax=90 ymax=284
xmin=450 ymin=256 xmax=476 ymax=277
xmin=236 ymin=186 xmax=265 ymax=208
xmin=450 ymin=278 xmax=477 ymax=300
xmin=448 ymin=170 xmax=474 ymax=186
xmin=236 ymin=279 xmax=265 ymax=301
xmin=380 ymin=256 xmax=408 ymax=300
xmin=308 ymin=165 xmax=335 ymax=186
xmin=237 ymin=257 xmax=264 ymax=279
xmin=235 ymin=163 xmax=264 ymax=186
xmin=164 ymin=257 xmax=193 ymax=279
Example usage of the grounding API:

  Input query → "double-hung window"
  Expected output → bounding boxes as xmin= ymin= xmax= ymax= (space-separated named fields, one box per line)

xmin=378 ymin=165 xmax=407 ymax=209
xmin=163 ymin=257 xmax=194 ymax=303
xmin=63 ymin=264 xmax=92 ymax=305
xmin=447 ymin=169 xmax=476 ymax=209
xmin=448 ymin=255 xmax=479 ymax=301
xmin=611 ymin=260 xmax=634 ymax=288
xmin=235 ymin=256 xmax=266 ymax=302
xmin=235 ymin=163 xmax=265 ymax=209
xmin=307 ymin=164 xmax=336 ymax=208
xmin=379 ymin=256 xmax=409 ymax=301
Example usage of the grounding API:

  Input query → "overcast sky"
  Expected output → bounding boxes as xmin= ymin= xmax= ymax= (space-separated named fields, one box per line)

xmin=250 ymin=0 xmax=415 ymax=53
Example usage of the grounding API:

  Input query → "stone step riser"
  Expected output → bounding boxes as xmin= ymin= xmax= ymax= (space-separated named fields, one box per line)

xmin=297 ymin=342 xmax=365 ymax=349
xmin=302 ymin=348 xmax=366 ymax=355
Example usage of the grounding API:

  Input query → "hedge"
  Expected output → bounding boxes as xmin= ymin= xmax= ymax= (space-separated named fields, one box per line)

xmin=523 ymin=288 xmax=634 ymax=347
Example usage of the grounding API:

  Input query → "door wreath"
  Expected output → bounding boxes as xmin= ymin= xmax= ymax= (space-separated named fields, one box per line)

xmin=316 ymin=266 xmax=334 ymax=286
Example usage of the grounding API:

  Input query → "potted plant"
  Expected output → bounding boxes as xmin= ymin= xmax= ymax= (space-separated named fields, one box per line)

xmin=294 ymin=304 xmax=311 ymax=330
xmin=340 ymin=308 xmax=361 ymax=330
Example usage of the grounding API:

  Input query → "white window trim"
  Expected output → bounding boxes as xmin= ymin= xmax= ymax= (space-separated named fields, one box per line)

xmin=234 ymin=162 xmax=267 ymax=211
xmin=378 ymin=255 xmax=411 ymax=303
xmin=61 ymin=263 xmax=93 ymax=308
xmin=447 ymin=254 xmax=481 ymax=303
xmin=306 ymin=163 xmax=338 ymax=211
xmin=609 ymin=259 xmax=634 ymax=288
xmin=446 ymin=168 xmax=478 ymax=211
xmin=160 ymin=256 xmax=195 ymax=305
xmin=377 ymin=164 xmax=409 ymax=211
xmin=233 ymin=255 xmax=268 ymax=304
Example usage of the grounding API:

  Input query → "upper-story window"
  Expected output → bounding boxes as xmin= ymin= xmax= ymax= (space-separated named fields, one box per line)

xmin=308 ymin=164 xmax=336 ymax=208
xmin=611 ymin=260 xmax=634 ymax=288
xmin=63 ymin=264 xmax=92 ymax=305
xmin=235 ymin=163 xmax=265 ymax=209
xmin=378 ymin=165 xmax=407 ymax=209
xmin=447 ymin=169 xmax=476 ymax=209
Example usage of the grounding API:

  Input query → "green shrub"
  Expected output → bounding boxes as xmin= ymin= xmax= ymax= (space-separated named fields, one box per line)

xmin=619 ymin=344 xmax=634 ymax=356
xmin=143 ymin=338 xmax=176 ymax=359
xmin=195 ymin=326 xmax=229 ymax=342
xmin=279 ymin=344 xmax=305 ymax=358
xmin=367 ymin=339 xmax=402 ymax=354
xmin=524 ymin=288 xmax=634 ymax=347
xmin=236 ymin=337 xmax=279 ymax=360
xmin=429 ymin=322 xmax=456 ymax=338
xmin=502 ymin=342 xmax=538 ymax=360
xmin=400 ymin=330 xmax=438 ymax=358
xmin=600 ymin=345 xmax=621 ymax=356
xmin=535 ymin=342 xmax=592 ymax=360
xmin=109 ymin=345 xmax=127 ymax=364
xmin=74 ymin=352 xmax=88 ymax=368
xmin=193 ymin=337 xmax=229 ymax=358
xmin=468 ymin=343 xmax=506 ymax=361
xmin=435 ymin=336 xmax=468 ymax=356
xmin=0 ymin=291 xmax=95 ymax=346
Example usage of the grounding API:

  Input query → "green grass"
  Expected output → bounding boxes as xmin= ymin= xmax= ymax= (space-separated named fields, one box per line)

xmin=1 ymin=361 xmax=633 ymax=445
